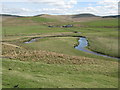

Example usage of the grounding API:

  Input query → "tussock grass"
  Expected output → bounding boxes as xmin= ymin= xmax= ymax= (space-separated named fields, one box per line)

xmin=2 ymin=44 xmax=103 ymax=65
xmin=87 ymin=36 xmax=118 ymax=57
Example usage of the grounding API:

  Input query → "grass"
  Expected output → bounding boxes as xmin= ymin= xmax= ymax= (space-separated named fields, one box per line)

xmin=74 ymin=18 xmax=118 ymax=27
xmin=22 ymin=37 xmax=79 ymax=55
xmin=87 ymin=36 xmax=118 ymax=57
xmin=30 ymin=16 xmax=58 ymax=22
xmin=83 ymin=30 xmax=119 ymax=58
xmin=2 ymin=25 xmax=71 ymax=36
xmin=2 ymin=58 xmax=118 ymax=88
xmin=19 ymin=16 xmax=58 ymax=22
xmin=2 ymin=15 xmax=119 ymax=88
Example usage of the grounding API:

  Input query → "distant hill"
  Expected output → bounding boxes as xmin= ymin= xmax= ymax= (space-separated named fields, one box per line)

xmin=35 ymin=13 xmax=98 ymax=18
xmin=34 ymin=14 xmax=73 ymax=22
xmin=102 ymin=15 xmax=120 ymax=18
xmin=34 ymin=14 xmax=50 ymax=17
xmin=34 ymin=13 xmax=101 ymax=22
xmin=1 ymin=13 xmax=119 ymax=18
xmin=72 ymin=13 xmax=99 ymax=18
xmin=0 ymin=14 xmax=24 ymax=17
xmin=2 ymin=13 xmax=118 ymax=23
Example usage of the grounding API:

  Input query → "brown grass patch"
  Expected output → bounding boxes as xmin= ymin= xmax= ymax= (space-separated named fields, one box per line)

xmin=2 ymin=44 xmax=117 ymax=65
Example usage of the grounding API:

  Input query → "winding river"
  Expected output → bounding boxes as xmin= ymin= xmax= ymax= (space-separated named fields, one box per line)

xmin=75 ymin=37 xmax=119 ymax=59
xmin=24 ymin=36 xmax=119 ymax=59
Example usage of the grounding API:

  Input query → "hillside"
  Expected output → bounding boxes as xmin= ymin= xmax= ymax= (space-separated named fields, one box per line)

xmin=2 ymin=13 xmax=119 ymax=23
xmin=1 ymin=14 xmax=24 ymax=21
xmin=34 ymin=13 xmax=102 ymax=22
xmin=72 ymin=13 xmax=99 ymax=18
xmin=102 ymin=15 xmax=120 ymax=18
xmin=0 ymin=14 xmax=23 ymax=17
xmin=34 ymin=13 xmax=119 ymax=22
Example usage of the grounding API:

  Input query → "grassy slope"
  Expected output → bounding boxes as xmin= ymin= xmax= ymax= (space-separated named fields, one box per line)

xmin=2 ymin=16 xmax=70 ymax=36
xmin=2 ymin=16 xmax=119 ymax=88
xmin=2 ymin=58 xmax=118 ymax=88
xmin=75 ymin=18 xmax=118 ymax=27
xmin=2 ymin=25 xmax=70 ymax=36
xmin=86 ymin=32 xmax=118 ymax=57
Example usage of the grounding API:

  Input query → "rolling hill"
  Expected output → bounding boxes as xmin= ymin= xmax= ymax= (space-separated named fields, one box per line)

xmin=102 ymin=15 xmax=120 ymax=18
xmin=71 ymin=13 xmax=99 ymax=18
xmin=0 ymin=14 xmax=23 ymax=17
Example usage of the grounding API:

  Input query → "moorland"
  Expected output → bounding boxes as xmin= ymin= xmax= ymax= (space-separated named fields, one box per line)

xmin=1 ymin=13 xmax=119 ymax=88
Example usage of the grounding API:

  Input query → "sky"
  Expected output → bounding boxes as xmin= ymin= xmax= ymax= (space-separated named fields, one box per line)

xmin=0 ymin=0 xmax=119 ymax=16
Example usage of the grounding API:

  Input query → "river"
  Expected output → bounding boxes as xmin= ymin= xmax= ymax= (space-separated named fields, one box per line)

xmin=24 ymin=36 xmax=119 ymax=59
xmin=75 ymin=37 xmax=118 ymax=59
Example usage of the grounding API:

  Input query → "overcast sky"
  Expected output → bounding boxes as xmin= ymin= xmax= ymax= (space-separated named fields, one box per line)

xmin=0 ymin=0 xmax=119 ymax=16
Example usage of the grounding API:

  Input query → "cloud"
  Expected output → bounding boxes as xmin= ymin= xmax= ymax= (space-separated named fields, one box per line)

xmin=73 ymin=0 xmax=119 ymax=16
xmin=37 ymin=8 xmax=69 ymax=15
xmin=1 ymin=0 xmax=78 ymax=15
xmin=1 ymin=0 xmax=119 ymax=2
xmin=1 ymin=0 xmax=119 ymax=16
xmin=2 ymin=5 xmax=34 ymax=16
xmin=26 ymin=0 xmax=77 ymax=9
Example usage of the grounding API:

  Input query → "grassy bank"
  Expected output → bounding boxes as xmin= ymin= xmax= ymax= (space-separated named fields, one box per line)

xmin=87 ymin=36 xmax=118 ymax=57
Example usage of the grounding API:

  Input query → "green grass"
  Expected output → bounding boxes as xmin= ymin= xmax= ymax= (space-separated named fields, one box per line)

xmin=2 ymin=58 xmax=118 ymax=88
xmin=23 ymin=37 xmax=78 ymax=55
xmin=19 ymin=16 xmax=58 ymax=22
xmin=75 ymin=18 xmax=118 ymax=27
xmin=83 ymin=30 xmax=119 ymax=58
xmin=31 ymin=16 xmax=58 ymax=22
xmin=87 ymin=36 xmax=118 ymax=57
xmin=2 ymin=16 xmax=119 ymax=88
xmin=2 ymin=25 xmax=71 ymax=36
